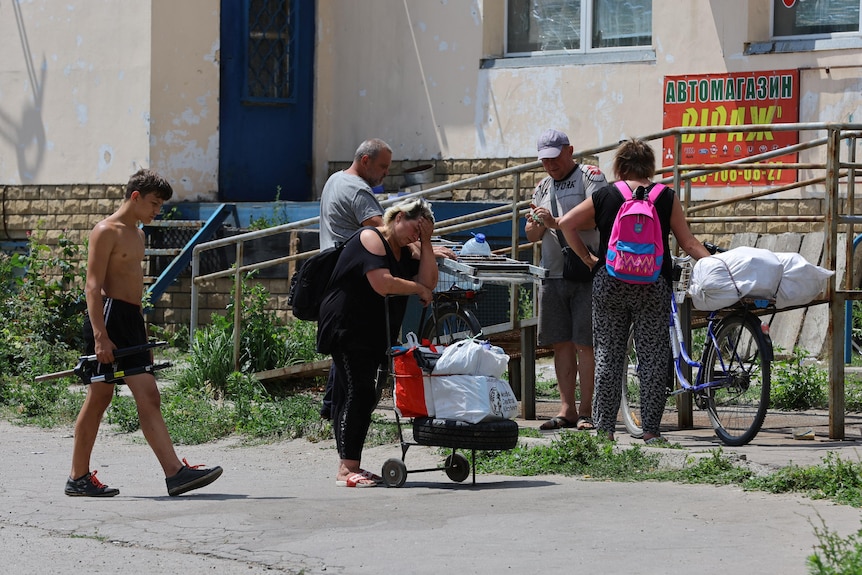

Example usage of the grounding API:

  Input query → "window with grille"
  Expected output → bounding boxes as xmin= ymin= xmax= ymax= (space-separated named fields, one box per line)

xmin=245 ymin=0 xmax=296 ymax=103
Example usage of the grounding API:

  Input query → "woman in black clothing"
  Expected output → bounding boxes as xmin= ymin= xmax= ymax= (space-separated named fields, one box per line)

xmin=318 ymin=198 xmax=438 ymax=487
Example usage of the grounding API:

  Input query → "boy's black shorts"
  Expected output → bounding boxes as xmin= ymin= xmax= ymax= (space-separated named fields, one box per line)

xmin=83 ymin=298 xmax=149 ymax=383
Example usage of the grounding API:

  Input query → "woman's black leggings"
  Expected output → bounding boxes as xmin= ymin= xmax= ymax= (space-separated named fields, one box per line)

xmin=331 ymin=349 xmax=381 ymax=461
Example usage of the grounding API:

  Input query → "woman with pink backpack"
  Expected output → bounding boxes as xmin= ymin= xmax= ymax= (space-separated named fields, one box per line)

xmin=556 ymin=139 xmax=710 ymax=444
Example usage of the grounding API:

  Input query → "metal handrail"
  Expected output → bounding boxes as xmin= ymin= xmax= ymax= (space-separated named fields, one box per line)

xmin=185 ymin=121 xmax=862 ymax=437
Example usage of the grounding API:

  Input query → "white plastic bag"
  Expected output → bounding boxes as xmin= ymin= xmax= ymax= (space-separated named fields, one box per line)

xmin=688 ymin=247 xmax=783 ymax=311
xmin=429 ymin=375 xmax=519 ymax=423
xmin=774 ymin=252 xmax=833 ymax=309
xmin=432 ymin=338 xmax=509 ymax=378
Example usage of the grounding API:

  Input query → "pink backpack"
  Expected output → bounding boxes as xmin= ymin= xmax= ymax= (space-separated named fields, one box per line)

xmin=605 ymin=181 xmax=666 ymax=284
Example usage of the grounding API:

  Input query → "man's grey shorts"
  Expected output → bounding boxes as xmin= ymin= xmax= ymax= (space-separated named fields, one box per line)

xmin=537 ymin=278 xmax=593 ymax=347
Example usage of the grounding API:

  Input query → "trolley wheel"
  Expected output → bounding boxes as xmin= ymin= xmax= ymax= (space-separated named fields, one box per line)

xmin=444 ymin=452 xmax=471 ymax=483
xmin=381 ymin=458 xmax=407 ymax=488
xmin=413 ymin=418 xmax=519 ymax=451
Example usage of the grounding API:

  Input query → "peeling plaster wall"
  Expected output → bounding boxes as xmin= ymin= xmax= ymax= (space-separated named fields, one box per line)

xmin=150 ymin=0 xmax=220 ymax=202
xmin=0 ymin=0 xmax=220 ymax=201
xmin=314 ymin=0 xmax=486 ymax=191
xmin=0 ymin=0 xmax=152 ymax=186
xmin=1 ymin=1 xmax=859 ymax=201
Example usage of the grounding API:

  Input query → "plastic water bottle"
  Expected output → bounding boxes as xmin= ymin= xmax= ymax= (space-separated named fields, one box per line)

xmin=460 ymin=232 xmax=492 ymax=256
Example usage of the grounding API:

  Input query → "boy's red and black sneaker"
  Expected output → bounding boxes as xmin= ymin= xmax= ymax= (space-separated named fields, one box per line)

xmin=166 ymin=459 xmax=223 ymax=496
xmin=65 ymin=470 xmax=120 ymax=497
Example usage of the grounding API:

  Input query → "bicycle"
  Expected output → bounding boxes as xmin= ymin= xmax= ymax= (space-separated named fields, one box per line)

xmin=620 ymin=245 xmax=774 ymax=446
xmin=420 ymin=285 xmax=483 ymax=345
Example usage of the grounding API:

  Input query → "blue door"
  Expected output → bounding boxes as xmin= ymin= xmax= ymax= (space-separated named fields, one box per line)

xmin=219 ymin=0 xmax=314 ymax=201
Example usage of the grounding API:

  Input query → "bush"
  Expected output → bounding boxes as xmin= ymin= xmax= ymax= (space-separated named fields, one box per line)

xmin=173 ymin=272 xmax=325 ymax=398
xmin=771 ymin=347 xmax=828 ymax=410
xmin=0 ymin=232 xmax=85 ymax=382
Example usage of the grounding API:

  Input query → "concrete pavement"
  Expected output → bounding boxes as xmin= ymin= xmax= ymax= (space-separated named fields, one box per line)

xmin=2 ymin=413 xmax=862 ymax=574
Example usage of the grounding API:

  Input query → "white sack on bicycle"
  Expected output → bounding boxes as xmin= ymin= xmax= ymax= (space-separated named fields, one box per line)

xmin=688 ymin=246 xmax=783 ymax=310
xmin=432 ymin=338 xmax=509 ymax=378
xmin=774 ymin=252 xmax=833 ymax=308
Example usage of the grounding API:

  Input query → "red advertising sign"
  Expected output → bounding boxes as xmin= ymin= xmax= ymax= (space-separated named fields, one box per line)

xmin=662 ymin=70 xmax=799 ymax=186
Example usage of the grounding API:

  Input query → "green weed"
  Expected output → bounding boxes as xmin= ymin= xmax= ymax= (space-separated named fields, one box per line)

xmin=746 ymin=451 xmax=862 ymax=507
xmin=474 ymin=431 xmax=662 ymax=479
xmin=771 ymin=347 xmax=828 ymax=410
xmin=807 ymin=516 xmax=862 ymax=575
xmin=104 ymin=393 xmax=141 ymax=433
xmin=677 ymin=448 xmax=754 ymax=485
xmin=248 ymin=187 xmax=290 ymax=230
xmin=161 ymin=387 xmax=235 ymax=445
xmin=173 ymin=274 xmax=325 ymax=398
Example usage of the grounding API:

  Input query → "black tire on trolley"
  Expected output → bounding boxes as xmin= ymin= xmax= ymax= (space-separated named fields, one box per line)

xmin=421 ymin=304 xmax=482 ymax=345
xmin=702 ymin=311 xmax=771 ymax=447
xmin=412 ymin=418 xmax=519 ymax=451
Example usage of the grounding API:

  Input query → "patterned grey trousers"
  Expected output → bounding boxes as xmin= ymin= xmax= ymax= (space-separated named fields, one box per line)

xmin=591 ymin=268 xmax=672 ymax=436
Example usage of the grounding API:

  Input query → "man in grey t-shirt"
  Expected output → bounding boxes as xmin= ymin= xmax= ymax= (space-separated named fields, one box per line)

xmin=318 ymin=139 xmax=390 ymax=419
xmin=317 ymin=138 xmax=455 ymax=419
xmin=319 ymin=139 xmax=391 ymax=250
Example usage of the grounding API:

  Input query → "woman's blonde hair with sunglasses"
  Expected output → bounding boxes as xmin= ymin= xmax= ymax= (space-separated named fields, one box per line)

xmin=383 ymin=197 xmax=435 ymax=225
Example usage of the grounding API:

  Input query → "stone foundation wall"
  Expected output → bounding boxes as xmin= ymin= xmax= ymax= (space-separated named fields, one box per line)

xmin=686 ymin=198 xmax=829 ymax=247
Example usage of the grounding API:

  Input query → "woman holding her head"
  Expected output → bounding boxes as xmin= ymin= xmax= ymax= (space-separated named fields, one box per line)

xmin=317 ymin=198 xmax=438 ymax=487
xmin=557 ymin=139 xmax=710 ymax=443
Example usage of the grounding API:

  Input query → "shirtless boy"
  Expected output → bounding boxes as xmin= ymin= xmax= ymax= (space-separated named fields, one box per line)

xmin=65 ymin=169 xmax=222 ymax=497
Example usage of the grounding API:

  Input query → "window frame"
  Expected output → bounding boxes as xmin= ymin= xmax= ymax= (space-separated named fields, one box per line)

xmin=503 ymin=0 xmax=653 ymax=58
xmin=747 ymin=0 xmax=862 ymax=55
xmin=241 ymin=0 xmax=298 ymax=105
xmin=770 ymin=0 xmax=861 ymax=41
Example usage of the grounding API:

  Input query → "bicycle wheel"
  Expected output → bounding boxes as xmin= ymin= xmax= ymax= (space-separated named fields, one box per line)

xmin=620 ymin=327 xmax=645 ymax=438
xmin=702 ymin=312 xmax=771 ymax=446
xmin=421 ymin=304 xmax=482 ymax=345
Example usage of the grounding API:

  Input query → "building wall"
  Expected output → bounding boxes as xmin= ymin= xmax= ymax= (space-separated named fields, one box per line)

xmin=2 ymin=1 xmax=860 ymax=201
xmin=149 ymin=0 xmax=221 ymax=200
xmin=0 ymin=1 xmax=152 ymax=191
xmin=0 ymin=0 xmax=219 ymax=204
xmin=313 ymin=0 xmax=862 ymax=200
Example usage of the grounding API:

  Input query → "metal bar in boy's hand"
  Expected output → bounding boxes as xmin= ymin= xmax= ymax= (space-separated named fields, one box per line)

xmin=34 ymin=341 xmax=170 ymax=384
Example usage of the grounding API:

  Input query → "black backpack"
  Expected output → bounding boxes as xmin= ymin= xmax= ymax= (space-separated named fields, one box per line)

xmin=288 ymin=243 xmax=345 ymax=322
xmin=287 ymin=228 xmax=368 ymax=321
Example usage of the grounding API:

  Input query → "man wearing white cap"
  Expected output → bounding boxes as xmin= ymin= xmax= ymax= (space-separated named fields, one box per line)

xmin=526 ymin=129 xmax=607 ymax=430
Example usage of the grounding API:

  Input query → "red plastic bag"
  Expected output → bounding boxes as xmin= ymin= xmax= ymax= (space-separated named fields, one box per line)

xmin=392 ymin=347 xmax=438 ymax=418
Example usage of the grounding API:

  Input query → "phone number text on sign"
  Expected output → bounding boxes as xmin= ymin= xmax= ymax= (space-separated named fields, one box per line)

xmin=688 ymin=163 xmax=785 ymax=186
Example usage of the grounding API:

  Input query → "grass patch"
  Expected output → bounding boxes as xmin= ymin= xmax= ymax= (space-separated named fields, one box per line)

xmin=746 ymin=451 xmax=862 ymax=508
xmin=475 ymin=432 xmax=663 ymax=479
xmin=534 ymin=375 xmax=560 ymax=400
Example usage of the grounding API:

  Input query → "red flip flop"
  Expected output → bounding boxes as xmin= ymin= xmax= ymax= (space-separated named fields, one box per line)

xmin=359 ymin=469 xmax=383 ymax=483
xmin=335 ymin=472 xmax=377 ymax=488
